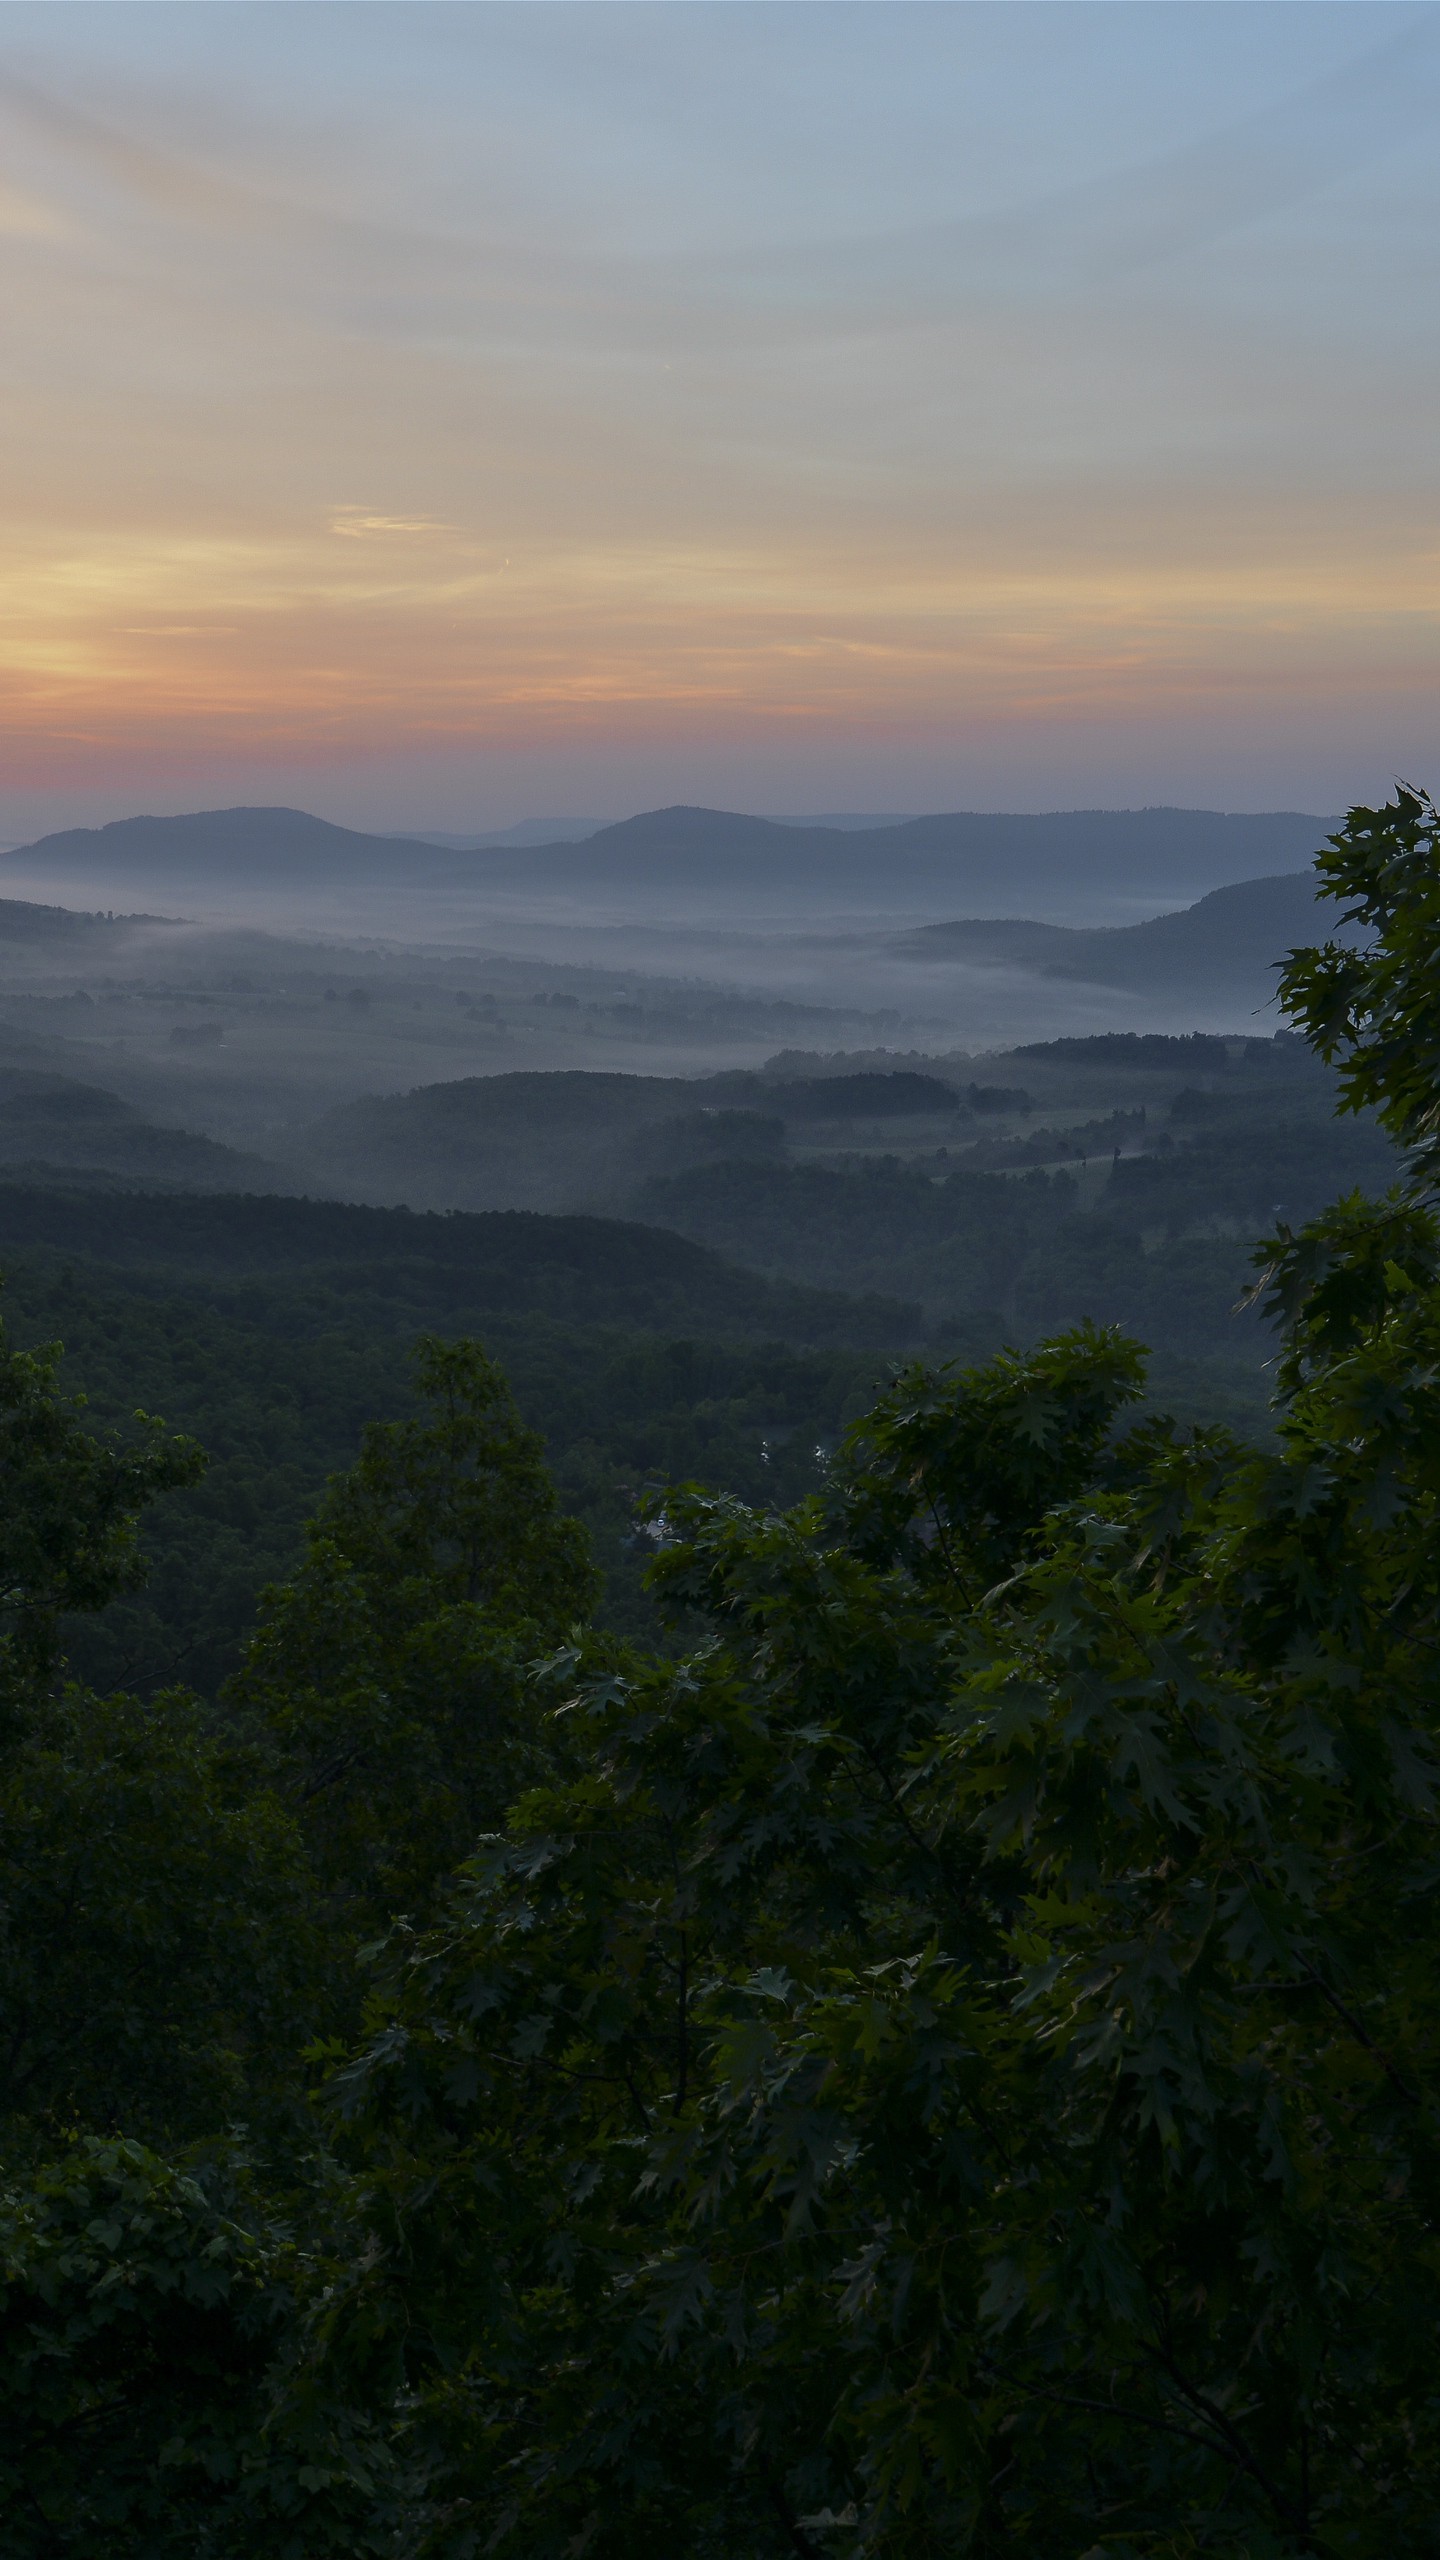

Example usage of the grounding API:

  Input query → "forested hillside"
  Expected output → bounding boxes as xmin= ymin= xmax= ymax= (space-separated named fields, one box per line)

xmin=0 ymin=1068 xmax=286 ymax=1190
xmin=0 ymin=1007 xmax=1399 ymax=1704
xmin=2 ymin=789 xmax=1439 ymax=2556
xmin=0 ymin=1192 xmax=911 ymax=1690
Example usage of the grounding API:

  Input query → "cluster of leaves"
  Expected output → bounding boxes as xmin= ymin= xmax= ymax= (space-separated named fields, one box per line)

xmin=0 ymin=1687 xmax=316 ymax=2146
xmin=1281 ymin=782 xmax=1440 ymax=1174
xmin=5 ymin=792 xmax=1440 ymax=2552
xmin=0 ymin=2137 xmax=414 ymax=2558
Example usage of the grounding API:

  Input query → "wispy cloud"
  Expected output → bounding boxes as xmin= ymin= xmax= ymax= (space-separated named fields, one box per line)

xmin=330 ymin=510 xmax=456 ymax=539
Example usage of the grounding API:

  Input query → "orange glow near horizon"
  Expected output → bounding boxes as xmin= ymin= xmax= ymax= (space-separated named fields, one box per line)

xmin=1 ymin=7 xmax=1437 ymax=825
xmin=3 ymin=518 xmax=1431 ymax=780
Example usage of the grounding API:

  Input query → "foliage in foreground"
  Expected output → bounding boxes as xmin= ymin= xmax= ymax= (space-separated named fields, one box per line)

xmin=4 ymin=791 xmax=1440 ymax=2553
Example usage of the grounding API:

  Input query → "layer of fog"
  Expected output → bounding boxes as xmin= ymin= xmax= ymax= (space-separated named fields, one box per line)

xmin=0 ymin=855 xmax=1291 ymax=1164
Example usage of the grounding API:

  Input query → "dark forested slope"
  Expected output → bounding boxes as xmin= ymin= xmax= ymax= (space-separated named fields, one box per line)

xmin=0 ymin=1070 xmax=286 ymax=1191
xmin=0 ymin=1183 xmax=912 ymax=1346
xmin=284 ymin=1066 xmax=990 ymax=1210
xmin=0 ymin=1026 xmax=1400 ymax=1700
xmin=0 ymin=1184 xmax=917 ymax=1689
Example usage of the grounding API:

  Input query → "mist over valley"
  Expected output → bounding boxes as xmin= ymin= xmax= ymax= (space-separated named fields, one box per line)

xmin=0 ymin=800 xmax=1334 ymax=1113
xmin=0 ymin=797 xmax=1385 ymax=1561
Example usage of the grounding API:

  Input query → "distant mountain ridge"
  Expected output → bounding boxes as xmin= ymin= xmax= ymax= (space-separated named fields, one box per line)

xmin=453 ymin=804 xmax=1328 ymax=910
xmin=0 ymin=806 xmax=448 ymax=887
xmin=0 ymin=800 xmax=1331 ymax=920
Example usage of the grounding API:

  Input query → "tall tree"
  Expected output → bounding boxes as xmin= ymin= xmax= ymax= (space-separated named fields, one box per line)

xmin=0 ymin=1314 xmax=200 ymax=1731
xmin=233 ymin=1334 xmax=599 ymax=1933
xmin=0 ymin=1314 xmax=317 ymax=2149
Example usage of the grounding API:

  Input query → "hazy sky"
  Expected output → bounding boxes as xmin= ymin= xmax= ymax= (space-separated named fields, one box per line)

xmin=1 ymin=1 xmax=1436 ymax=835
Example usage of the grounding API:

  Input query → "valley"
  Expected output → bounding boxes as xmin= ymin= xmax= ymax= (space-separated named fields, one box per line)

xmin=0 ymin=796 xmax=1386 ymax=1693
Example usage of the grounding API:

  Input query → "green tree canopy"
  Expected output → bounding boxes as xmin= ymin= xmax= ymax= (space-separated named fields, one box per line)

xmin=233 ymin=1334 xmax=600 ymax=1931
xmin=307 ymin=792 xmax=1440 ymax=2556
xmin=0 ymin=1688 xmax=316 ymax=2149
xmin=0 ymin=1333 xmax=604 ymax=2544
xmin=1279 ymin=780 xmax=1440 ymax=1178
xmin=0 ymin=1312 xmax=200 ymax=1729
xmin=0 ymin=1311 xmax=314 ymax=2151
xmin=0 ymin=2139 xmax=398 ymax=2558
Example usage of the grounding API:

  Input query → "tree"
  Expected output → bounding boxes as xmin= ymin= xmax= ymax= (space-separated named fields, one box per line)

xmin=306 ymin=793 xmax=1440 ymax=2556
xmin=1279 ymin=780 xmax=1440 ymax=1180
xmin=0 ymin=1317 xmax=341 ymax=2545
xmin=0 ymin=1688 xmax=317 ymax=2150
xmin=10 ymin=795 xmax=1440 ymax=2554
xmin=0 ymin=1311 xmax=315 ymax=2150
xmin=232 ymin=1334 xmax=599 ymax=1933
xmin=0 ymin=1331 xmax=607 ymax=2556
xmin=0 ymin=1311 xmax=201 ymax=1731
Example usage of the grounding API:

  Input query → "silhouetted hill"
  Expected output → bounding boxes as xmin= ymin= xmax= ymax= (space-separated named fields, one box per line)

xmin=1 ymin=806 xmax=451 ymax=889
xmin=899 ymin=870 xmax=1357 ymax=1007
xmin=456 ymin=803 xmax=1327 ymax=910
xmin=0 ymin=894 xmax=148 ymax=941
xmin=289 ymin=1070 xmax=703 ymax=1210
xmin=284 ymin=1066 xmax=993 ymax=1211
xmin=2 ymin=801 xmax=1329 ymax=920
xmin=0 ymin=1071 xmax=288 ymax=1191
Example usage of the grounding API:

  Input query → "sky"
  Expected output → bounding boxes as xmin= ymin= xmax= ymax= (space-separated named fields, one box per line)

xmin=0 ymin=0 xmax=1436 ymax=838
